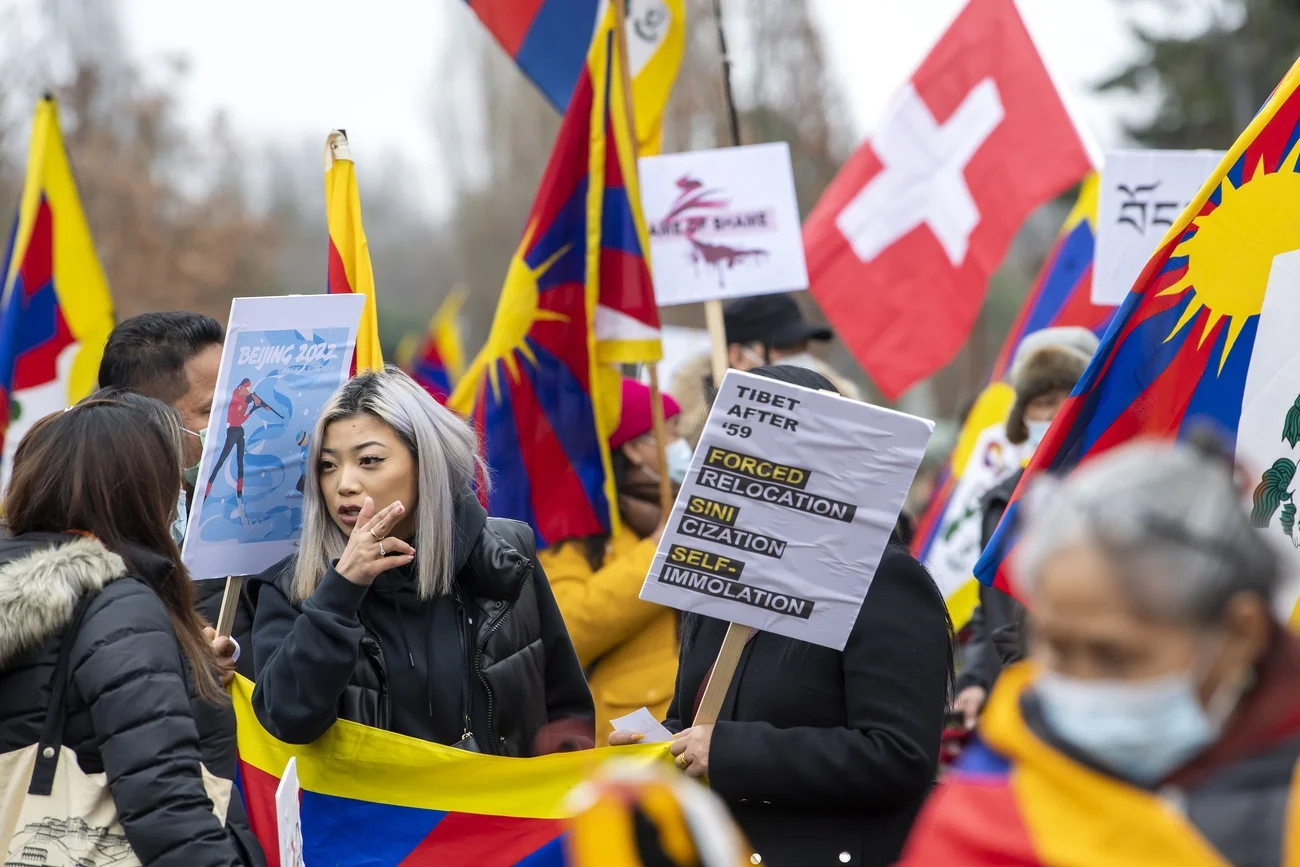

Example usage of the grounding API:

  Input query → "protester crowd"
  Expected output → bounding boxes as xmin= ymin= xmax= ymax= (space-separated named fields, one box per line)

xmin=2 ymin=295 xmax=1298 ymax=867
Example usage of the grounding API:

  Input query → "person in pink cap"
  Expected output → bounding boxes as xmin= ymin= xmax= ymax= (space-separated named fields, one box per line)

xmin=540 ymin=377 xmax=691 ymax=740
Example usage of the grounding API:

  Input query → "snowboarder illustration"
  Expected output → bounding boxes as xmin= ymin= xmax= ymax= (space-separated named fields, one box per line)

xmin=205 ymin=378 xmax=282 ymax=514
xmin=1250 ymin=396 xmax=1300 ymax=547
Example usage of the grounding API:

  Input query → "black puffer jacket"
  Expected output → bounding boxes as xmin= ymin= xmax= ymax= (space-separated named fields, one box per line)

xmin=0 ymin=533 xmax=251 ymax=867
xmin=250 ymin=494 xmax=594 ymax=756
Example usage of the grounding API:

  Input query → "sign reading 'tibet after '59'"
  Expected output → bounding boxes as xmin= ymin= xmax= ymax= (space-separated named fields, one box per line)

xmin=639 ymin=370 xmax=934 ymax=651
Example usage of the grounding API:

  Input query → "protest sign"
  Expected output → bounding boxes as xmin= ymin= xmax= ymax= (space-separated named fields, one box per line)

xmin=1094 ymin=149 xmax=1225 ymax=305
xmin=276 ymin=757 xmax=305 ymax=867
xmin=183 ymin=294 xmax=365 ymax=581
xmin=639 ymin=142 xmax=808 ymax=307
xmin=638 ymin=370 xmax=933 ymax=651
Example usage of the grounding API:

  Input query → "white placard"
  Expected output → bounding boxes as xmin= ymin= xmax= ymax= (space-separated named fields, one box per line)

xmin=639 ymin=142 xmax=809 ymax=307
xmin=1094 ymin=149 xmax=1225 ymax=305
xmin=276 ymin=757 xmax=305 ymax=867
xmin=182 ymin=294 xmax=365 ymax=580
xmin=638 ymin=370 xmax=934 ymax=650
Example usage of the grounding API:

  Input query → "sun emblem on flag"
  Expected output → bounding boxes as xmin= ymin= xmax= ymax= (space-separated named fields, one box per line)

xmin=1160 ymin=144 xmax=1300 ymax=372
xmin=476 ymin=222 xmax=572 ymax=401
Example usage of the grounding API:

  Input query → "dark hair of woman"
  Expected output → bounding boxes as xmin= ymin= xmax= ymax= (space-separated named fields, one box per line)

xmin=4 ymin=399 xmax=222 ymax=701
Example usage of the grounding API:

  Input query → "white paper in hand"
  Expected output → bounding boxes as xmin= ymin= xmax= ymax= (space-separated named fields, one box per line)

xmin=275 ymin=756 xmax=305 ymax=867
xmin=609 ymin=707 xmax=674 ymax=743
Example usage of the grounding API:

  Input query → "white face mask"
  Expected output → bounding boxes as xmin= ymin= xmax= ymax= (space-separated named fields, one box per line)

xmin=775 ymin=351 xmax=819 ymax=371
xmin=1025 ymin=419 xmax=1053 ymax=453
xmin=665 ymin=438 xmax=694 ymax=484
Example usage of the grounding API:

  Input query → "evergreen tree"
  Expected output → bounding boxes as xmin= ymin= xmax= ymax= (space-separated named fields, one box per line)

xmin=1099 ymin=0 xmax=1300 ymax=147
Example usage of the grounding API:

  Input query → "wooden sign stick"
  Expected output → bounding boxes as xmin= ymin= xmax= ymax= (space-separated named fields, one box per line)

xmin=646 ymin=364 xmax=674 ymax=515
xmin=215 ymin=575 xmax=244 ymax=637
xmin=693 ymin=622 xmax=750 ymax=726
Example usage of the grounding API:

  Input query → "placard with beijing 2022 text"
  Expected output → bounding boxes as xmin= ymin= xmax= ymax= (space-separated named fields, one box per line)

xmin=639 ymin=370 xmax=934 ymax=651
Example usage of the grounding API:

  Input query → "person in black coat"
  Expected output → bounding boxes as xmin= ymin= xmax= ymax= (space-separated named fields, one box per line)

xmin=613 ymin=365 xmax=955 ymax=867
xmin=251 ymin=368 xmax=594 ymax=755
xmin=0 ymin=398 xmax=256 ymax=867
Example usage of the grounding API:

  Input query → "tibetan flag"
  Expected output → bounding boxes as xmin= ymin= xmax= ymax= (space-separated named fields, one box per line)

xmin=587 ymin=4 xmax=662 ymax=368
xmin=230 ymin=676 xmax=668 ymax=867
xmin=916 ymin=174 xmax=1113 ymax=629
xmin=0 ymin=96 xmax=114 ymax=479
xmin=325 ymin=130 xmax=383 ymax=374
xmin=466 ymin=0 xmax=685 ymax=155
xmin=409 ymin=288 xmax=468 ymax=404
xmin=450 ymin=7 xmax=659 ymax=547
xmin=975 ymin=57 xmax=1300 ymax=614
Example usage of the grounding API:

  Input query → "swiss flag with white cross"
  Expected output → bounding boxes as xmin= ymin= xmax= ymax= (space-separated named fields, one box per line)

xmin=803 ymin=0 xmax=1093 ymax=399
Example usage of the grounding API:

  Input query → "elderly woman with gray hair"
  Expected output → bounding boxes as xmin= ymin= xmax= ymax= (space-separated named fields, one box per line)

xmin=249 ymin=368 xmax=594 ymax=755
xmin=900 ymin=434 xmax=1300 ymax=865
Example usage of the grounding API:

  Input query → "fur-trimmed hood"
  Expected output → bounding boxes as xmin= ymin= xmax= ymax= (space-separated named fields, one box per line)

xmin=0 ymin=534 xmax=128 ymax=668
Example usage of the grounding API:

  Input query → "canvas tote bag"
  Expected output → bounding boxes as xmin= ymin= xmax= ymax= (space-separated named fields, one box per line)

xmin=0 ymin=593 xmax=233 ymax=867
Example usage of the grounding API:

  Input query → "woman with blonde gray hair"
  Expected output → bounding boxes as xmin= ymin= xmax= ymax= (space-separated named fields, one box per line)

xmin=250 ymin=368 xmax=594 ymax=755
xmin=901 ymin=433 xmax=1300 ymax=864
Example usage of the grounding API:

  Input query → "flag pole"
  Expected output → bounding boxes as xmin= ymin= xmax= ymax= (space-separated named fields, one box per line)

xmin=613 ymin=0 xmax=674 ymax=519
xmin=701 ymin=0 xmax=740 ymax=387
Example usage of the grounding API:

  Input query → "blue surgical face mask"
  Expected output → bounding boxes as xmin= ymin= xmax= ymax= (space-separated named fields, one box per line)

xmin=1034 ymin=663 xmax=1233 ymax=786
xmin=665 ymin=438 xmax=694 ymax=484
xmin=183 ymin=428 xmax=206 ymax=487
xmin=1025 ymin=419 xmax=1052 ymax=453
xmin=171 ymin=490 xmax=189 ymax=547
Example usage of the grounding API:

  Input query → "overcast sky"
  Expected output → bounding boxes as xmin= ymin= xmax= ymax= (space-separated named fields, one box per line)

xmin=113 ymin=0 xmax=1143 ymax=214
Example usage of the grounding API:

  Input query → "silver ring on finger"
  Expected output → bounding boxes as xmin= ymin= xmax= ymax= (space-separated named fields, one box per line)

xmin=378 ymin=538 xmax=387 ymax=556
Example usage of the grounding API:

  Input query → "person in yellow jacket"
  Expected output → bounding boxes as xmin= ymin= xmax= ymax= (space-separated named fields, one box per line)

xmin=542 ymin=378 xmax=690 ymax=740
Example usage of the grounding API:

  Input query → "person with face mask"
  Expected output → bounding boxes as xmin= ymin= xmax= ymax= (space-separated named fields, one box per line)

xmin=541 ymin=378 xmax=688 ymax=741
xmin=951 ymin=327 xmax=1098 ymax=730
xmin=901 ymin=433 xmax=1300 ymax=864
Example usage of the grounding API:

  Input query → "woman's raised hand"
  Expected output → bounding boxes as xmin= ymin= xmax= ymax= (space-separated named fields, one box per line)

xmin=336 ymin=497 xmax=415 ymax=586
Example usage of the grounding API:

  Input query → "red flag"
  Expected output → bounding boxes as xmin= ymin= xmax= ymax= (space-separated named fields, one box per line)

xmin=803 ymin=0 xmax=1093 ymax=399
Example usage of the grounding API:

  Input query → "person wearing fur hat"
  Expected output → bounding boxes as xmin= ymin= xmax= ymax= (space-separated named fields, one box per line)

xmin=951 ymin=327 xmax=1100 ymax=730
xmin=541 ymin=378 xmax=691 ymax=741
